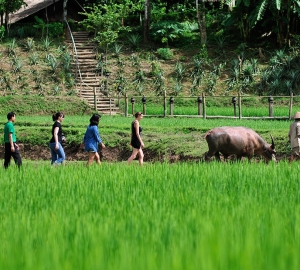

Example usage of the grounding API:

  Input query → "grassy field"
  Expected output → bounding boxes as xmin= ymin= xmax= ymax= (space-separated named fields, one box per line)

xmin=0 ymin=161 xmax=300 ymax=269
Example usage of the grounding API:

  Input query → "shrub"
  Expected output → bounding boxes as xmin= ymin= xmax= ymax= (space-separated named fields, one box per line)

xmin=157 ymin=48 xmax=173 ymax=60
xmin=0 ymin=26 xmax=5 ymax=41
xmin=47 ymin=22 xmax=63 ymax=38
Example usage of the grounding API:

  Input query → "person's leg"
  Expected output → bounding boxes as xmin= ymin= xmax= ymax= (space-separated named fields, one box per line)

xmin=138 ymin=148 xmax=144 ymax=166
xmin=87 ymin=152 xmax=96 ymax=166
xmin=94 ymin=152 xmax=101 ymax=165
xmin=11 ymin=144 xmax=22 ymax=168
xmin=49 ymin=143 xmax=57 ymax=164
xmin=55 ymin=143 xmax=66 ymax=164
xmin=4 ymin=143 xmax=11 ymax=169
xmin=127 ymin=148 xmax=139 ymax=165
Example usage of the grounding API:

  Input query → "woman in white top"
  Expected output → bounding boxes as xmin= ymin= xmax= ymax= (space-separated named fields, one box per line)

xmin=288 ymin=111 xmax=300 ymax=162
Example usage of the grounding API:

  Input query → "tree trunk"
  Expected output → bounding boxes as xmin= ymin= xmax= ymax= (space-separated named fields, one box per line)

xmin=143 ymin=0 xmax=150 ymax=44
xmin=196 ymin=0 xmax=207 ymax=45
xmin=63 ymin=0 xmax=68 ymax=22
xmin=5 ymin=12 xmax=8 ymax=29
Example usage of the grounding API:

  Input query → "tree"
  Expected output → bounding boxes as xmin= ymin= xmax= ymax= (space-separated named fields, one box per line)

xmin=144 ymin=0 xmax=151 ymax=44
xmin=80 ymin=4 xmax=130 ymax=60
xmin=63 ymin=0 xmax=68 ymax=22
xmin=0 ymin=0 xmax=26 ymax=28
xmin=224 ymin=0 xmax=300 ymax=47
xmin=196 ymin=0 xmax=207 ymax=45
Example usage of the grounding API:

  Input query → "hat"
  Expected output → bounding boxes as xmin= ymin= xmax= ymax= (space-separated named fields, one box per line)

xmin=293 ymin=112 xmax=300 ymax=120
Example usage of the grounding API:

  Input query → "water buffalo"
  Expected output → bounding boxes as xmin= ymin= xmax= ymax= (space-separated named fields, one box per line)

xmin=204 ymin=126 xmax=276 ymax=162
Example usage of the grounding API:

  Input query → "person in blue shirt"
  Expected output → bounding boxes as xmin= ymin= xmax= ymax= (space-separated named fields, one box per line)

xmin=81 ymin=114 xmax=105 ymax=166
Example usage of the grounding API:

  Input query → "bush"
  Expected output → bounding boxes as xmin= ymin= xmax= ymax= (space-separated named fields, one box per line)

xmin=0 ymin=26 xmax=5 ymax=41
xmin=156 ymin=48 xmax=173 ymax=60
xmin=47 ymin=22 xmax=63 ymax=38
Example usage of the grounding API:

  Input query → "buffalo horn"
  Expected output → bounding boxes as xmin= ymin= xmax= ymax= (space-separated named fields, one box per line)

xmin=270 ymin=135 xmax=275 ymax=149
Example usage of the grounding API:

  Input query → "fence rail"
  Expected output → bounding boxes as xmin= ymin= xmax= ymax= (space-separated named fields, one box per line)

xmin=120 ymin=92 xmax=298 ymax=120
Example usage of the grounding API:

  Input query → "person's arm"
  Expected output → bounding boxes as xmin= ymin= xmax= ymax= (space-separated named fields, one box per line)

xmin=53 ymin=126 xmax=59 ymax=149
xmin=9 ymin=133 xmax=15 ymax=152
xmin=94 ymin=126 xmax=105 ymax=148
xmin=134 ymin=121 xmax=144 ymax=148
xmin=297 ymin=124 xmax=300 ymax=138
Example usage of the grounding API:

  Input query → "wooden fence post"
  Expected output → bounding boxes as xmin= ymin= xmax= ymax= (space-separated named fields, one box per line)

xmin=238 ymin=92 xmax=242 ymax=119
xmin=142 ymin=96 xmax=147 ymax=115
xmin=131 ymin=97 xmax=135 ymax=116
xmin=289 ymin=93 xmax=293 ymax=120
xmin=268 ymin=96 xmax=274 ymax=117
xmin=164 ymin=91 xmax=167 ymax=117
xmin=202 ymin=92 xmax=206 ymax=119
xmin=197 ymin=96 xmax=203 ymax=116
xmin=232 ymin=96 xmax=237 ymax=117
xmin=125 ymin=93 xmax=128 ymax=117
xmin=170 ymin=97 xmax=174 ymax=116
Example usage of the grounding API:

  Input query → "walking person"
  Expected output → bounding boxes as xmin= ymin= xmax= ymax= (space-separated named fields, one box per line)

xmin=81 ymin=113 xmax=105 ymax=166
xmin=3 ymin=112 xmax=22 ymax=169
xmin=49 ymin=112 xmax=66 ymax=166
xmin=127 ymin=112 xmax=144 ymax=166
xmin=288 ymin=111 xmax=300 ymax=162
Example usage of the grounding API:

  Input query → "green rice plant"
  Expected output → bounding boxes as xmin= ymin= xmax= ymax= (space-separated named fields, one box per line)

xmin=111 ymin=43 xmax=123 ymax=57
xmin=45 ymin=54 xmax=58 ymax=74
xmin=23 ymin=37 xmax=35 ymax=52
xmin=60 ymin=51 xmax=72 ymax=71
xmin=2 ymin=72 xmax=12 ymax=92
xmin=28 ymin=52 xmax=39 ymax=65
xmin=172 ymin=80 xmax=183 ymax=96
xmin=10 ymin=56 xmax=22 ymax=73
xmin=174 ymin=61 xmax=185 ymax=82
xmin=130 ymin=53 xmax=141 ymax=69
xmin=6 ymin=38 xmax=17 ymax=57
xmin=53 ymin=84 xmax=60 ymax=95
xmin=127 ymin=33 xmax=142 ymax=50
xmin=41 ymin=36 xmax=52 ymax=51
xmin=0 ymin=162 xmax=299 ymax=269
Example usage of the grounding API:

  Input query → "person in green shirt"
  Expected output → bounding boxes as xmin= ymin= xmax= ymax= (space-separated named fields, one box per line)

xmin=3 ymin=112 xmax=22 ymax=169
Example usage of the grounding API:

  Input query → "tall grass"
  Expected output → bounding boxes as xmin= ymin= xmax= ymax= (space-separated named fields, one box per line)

xmin=0 ymin=162 xmax=299 ymax=269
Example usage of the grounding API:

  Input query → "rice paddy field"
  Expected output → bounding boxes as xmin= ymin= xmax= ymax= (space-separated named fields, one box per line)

xmin=0 ymin=161 xmax=300 ymax=270
xmin=1 ymin=113 xmax=300 ymax=269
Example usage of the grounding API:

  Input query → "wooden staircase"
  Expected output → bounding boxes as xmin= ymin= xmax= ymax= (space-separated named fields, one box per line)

xmin=66 ymin=31 xmax=119 ymax=114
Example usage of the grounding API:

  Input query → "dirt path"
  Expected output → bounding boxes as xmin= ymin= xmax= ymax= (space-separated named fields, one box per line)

xmin=0 ymin=144 xmax=198 ymax=164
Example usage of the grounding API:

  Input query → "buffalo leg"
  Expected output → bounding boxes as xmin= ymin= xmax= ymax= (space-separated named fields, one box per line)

xmin=214 ymin=152 xmax=221 ymax=161
xmin=205 ymin=150 xmax=215 ymax=161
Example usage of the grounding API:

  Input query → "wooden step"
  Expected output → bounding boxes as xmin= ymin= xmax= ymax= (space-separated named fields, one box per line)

xmin=66 ymin=30 xmax=119 ymax=114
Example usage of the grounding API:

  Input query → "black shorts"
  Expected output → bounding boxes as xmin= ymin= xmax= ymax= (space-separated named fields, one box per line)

xmin=131 ymin=140 xmax=141 ymax=149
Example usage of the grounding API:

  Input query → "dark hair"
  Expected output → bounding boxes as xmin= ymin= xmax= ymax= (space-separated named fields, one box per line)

xmin=135 ymin=112 xmax=142 ymax=118
xmin=52 ymin=112 xmax=64 ymax=121
xmin=89 ymin=113 xmax=101 ymax=126
xmin=7 ymin=111 xmax=15 ymax=120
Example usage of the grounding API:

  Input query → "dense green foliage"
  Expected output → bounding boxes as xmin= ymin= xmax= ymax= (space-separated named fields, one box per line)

xmin=1 ymin=0 xmax=300 ymax=96
xmin=0 ymin=162 xmax=300 ymax=269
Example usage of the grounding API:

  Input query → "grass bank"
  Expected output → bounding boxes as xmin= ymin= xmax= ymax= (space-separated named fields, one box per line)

xmin=0 ymin=96 xmax=93 ymax=116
